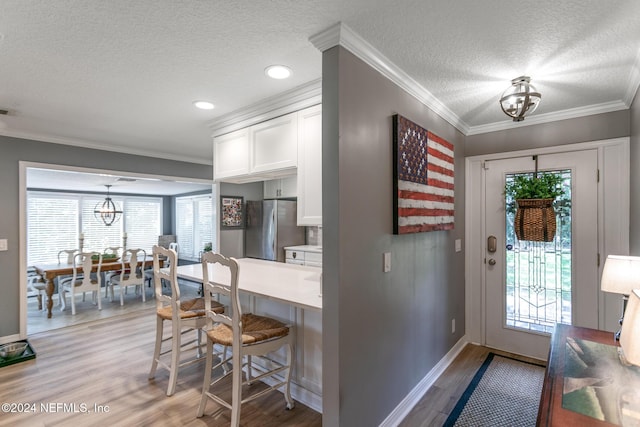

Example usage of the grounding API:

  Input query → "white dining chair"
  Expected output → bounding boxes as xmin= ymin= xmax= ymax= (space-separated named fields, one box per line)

xmin=60 ymin=252 xmax=102 ymax=315
xmin=109 ymin=248 xmax=146 ymax=306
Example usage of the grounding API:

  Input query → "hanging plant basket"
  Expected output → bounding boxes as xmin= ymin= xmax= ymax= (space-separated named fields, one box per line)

xmin=514 ymin=198 xmax=557 ymax=242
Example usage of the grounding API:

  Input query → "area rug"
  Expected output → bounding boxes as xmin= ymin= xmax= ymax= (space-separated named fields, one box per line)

xmin=443 ymin=353 xmax=545 ymax=427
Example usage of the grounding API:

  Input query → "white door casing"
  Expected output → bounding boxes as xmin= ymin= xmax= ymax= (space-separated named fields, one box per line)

xmin=464 ymin=138 xmax=630 ymax=360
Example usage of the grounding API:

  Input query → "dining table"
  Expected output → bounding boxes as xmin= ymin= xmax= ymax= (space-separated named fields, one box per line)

xmin=33 ymin=256 xmax=160 ymax=318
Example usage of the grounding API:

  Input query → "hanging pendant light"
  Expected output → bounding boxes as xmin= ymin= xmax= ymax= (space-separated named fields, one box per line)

xmin=94 ymin=184 xmax=123 ymax=226
xmin=499 ymin=76 xmax=541 ymax=122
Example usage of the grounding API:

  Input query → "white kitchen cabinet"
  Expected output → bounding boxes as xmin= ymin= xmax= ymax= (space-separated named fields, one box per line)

xmin=213 ymin=127 xmax=250 ymax=181
xmin=250 ymin=112 xmax=298 ymax=174
xmin=296 ymin=104 xmax=322 ymax=226
xmin=213 ymin=112 xmax=298 ymax=182
xmin=264 ymin=176 xmax=297 ymax=199
xmin=285 ymin=246 xmax=322 ymax=268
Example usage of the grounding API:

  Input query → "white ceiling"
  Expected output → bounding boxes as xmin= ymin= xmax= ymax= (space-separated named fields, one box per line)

xmin=1 ymin=1 xmax=640 ymax=165
xmin=26 ymin=167 xmax=211 ymax=196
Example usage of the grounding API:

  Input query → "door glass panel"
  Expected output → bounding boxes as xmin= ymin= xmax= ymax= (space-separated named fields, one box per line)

xmin=504 ymin=169 xmax=572 ymax=334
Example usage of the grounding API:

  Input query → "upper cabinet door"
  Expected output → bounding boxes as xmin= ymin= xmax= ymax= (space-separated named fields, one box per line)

xmin=297 ymin=104 xmax=322 ymax=226
xmin=213 ymin=128 xmax=250 ymax=180
xmin=250 ymin=112 xmax=298 ymax=174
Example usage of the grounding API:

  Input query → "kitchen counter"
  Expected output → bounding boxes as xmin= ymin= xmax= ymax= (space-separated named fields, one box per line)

xmin=283 ymin=245 xmax=323 ymax=253
xmin=176 ymin=258 xmax=322 ymax=311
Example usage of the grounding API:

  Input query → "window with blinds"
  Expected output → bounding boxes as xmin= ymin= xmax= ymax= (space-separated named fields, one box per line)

xmin=175 ymin=194 xmax=213 ymax=260
xmin=27 ymin=191 xmax=162 ymax=263
xmin=28 ymin=194 xmax=79 ymax=263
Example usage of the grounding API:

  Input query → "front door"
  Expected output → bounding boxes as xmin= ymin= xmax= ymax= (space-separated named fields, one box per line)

xmin=484 ymin=150 xmax=598 ymax=359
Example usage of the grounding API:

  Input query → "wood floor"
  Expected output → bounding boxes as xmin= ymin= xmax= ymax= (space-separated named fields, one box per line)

xmin=4 ymin=308 xmax=322 ymax=427
xmin=13 ymin=299 xmax=545 ymax=427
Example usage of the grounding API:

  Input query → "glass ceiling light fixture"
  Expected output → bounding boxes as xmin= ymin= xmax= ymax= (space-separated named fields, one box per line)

xmin=94 ymin=184 xmax=123 ymax=226
xmin=499 ymin=76 xmax=541 ymax=122
xmin=265 ymin=65 xmax=292 ymax=80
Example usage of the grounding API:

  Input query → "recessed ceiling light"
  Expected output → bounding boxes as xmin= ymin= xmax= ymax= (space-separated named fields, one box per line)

xmin=265 ymin=65 xmax=292 ymax=80
xmin=193 ymin=100 xmax=215 ymax=110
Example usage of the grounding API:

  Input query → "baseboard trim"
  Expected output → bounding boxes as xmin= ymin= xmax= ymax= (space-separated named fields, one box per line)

xmin=379 ymin=335 xmax=469 ymax=427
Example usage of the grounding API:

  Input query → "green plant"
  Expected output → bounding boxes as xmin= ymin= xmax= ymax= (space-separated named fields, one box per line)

xmin=91 ymin=253 xmax=118 ymax=261
xmin=504 ymin=172 xmax=565 ymax=200
xmin=203 ymin=242 xmax=212 ymax=252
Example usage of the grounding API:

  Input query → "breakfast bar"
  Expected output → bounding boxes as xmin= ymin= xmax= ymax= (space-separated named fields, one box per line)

xmin=175 ymin=258 xmax=323 ymax=411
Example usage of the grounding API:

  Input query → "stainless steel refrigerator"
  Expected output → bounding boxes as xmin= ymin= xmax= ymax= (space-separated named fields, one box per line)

xmin=245 ymin=200 xmax=305 ymax=262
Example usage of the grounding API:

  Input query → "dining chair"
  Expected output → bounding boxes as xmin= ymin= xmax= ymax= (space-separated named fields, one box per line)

xmin=60 ymin=252 xmax=102 ymax=315
xmin=26 ymin=266 xmax=46 ymax=311
xmin=196 ymin=252 xmax=294 ymax=425
xmin=109 ymin=248 xmax=146 ymax=306
xmin=144 ymin=242 xmax=178 ymax=288
xmin=103 ymin=246 xmax=123 ymax=297
xmin=148 ymin=245 xmax=224 ymax=396
xmin=57 ymin=248 xmax=81 ymax=303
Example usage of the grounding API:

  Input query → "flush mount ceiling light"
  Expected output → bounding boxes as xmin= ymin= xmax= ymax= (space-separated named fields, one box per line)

xmin=499 ymin=76 xmax=541 ymax=122
xmin=193 ymin=100 xmax=215 ymax=110
xmin=265 ymin=65 xmax=292 ymax=79
xmin=94 ymin=184 xmax=123 ymax=226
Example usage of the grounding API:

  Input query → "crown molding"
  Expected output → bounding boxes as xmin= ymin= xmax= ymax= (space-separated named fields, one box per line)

xmin=207 ymin=79 xmax=322 ymax=137
xmin=624 ymin=47 xmax=640 ymax=106
xmin=310 ymin=22 xmax=469 ymax=135
xmin=466 ymin=100 xmax=629 ymax=135
xmin=0 ymin=129 xmax=212 ymax=165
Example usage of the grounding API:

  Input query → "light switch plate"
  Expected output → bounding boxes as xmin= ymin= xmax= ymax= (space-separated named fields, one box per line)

xmin=383 ymin=252 xmax=391 ymax=273
xmin=0 ymin=239 xmax=7 ymax=251
xmin=455 ymin=239 xmax=462 ymax=252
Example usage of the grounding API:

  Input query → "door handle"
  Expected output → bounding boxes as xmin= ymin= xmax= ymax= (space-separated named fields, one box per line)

xmin=487 ymin=235 xmax=497 ymax=253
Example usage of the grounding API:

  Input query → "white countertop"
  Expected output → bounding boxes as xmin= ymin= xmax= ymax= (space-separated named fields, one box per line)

xmin=175 ymin=258 xmax=322 ymax=311
xmin=284 ymin=245 xmax=323 ymax=253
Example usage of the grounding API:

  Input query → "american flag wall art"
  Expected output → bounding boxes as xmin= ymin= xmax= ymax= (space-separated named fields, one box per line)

xmin=393 ymin=114 xmax=455 ymax=234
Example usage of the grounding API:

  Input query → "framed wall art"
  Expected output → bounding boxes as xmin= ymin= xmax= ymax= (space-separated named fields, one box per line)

xmin=220 ymin=195 xmax=244 ymax=229
xmin=392 ymin=114 xmax=455 ymax=234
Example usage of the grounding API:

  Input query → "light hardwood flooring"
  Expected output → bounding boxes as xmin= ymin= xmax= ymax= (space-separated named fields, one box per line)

xmin=19 ymin=290 xmax=545 ymax=427
xmin=27 ymin=279 xmax=202 ymax=335
xmin=4 ymin=308 xmax=322 ymax=427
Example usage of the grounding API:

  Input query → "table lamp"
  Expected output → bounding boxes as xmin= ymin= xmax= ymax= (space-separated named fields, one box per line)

xmin=600 ymin=255 xmax=640 ymax=340
xmin=619 ymin=289 xmax=640 ymax=366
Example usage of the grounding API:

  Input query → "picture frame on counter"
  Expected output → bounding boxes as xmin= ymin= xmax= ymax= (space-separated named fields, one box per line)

xmin=220 ymin=195 xmax=244 ymax=229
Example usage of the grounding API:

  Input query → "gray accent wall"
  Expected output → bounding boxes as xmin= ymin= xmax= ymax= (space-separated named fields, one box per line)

xmin=631 ymin=93 xmax=640 ymax=255
xmin=465 ymin=110 xmax=630 ymax=157
xmin=0 ymin=135 xmax=212 ymax=338
xmin=322 ymin=46 xmax=466 ymax=427
xmin=218 ymin=182 xmax=263 ymax=258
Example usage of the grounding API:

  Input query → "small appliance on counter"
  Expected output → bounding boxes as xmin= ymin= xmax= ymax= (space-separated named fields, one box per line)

xmin=245 ymin=200 xmax=305 ymax=262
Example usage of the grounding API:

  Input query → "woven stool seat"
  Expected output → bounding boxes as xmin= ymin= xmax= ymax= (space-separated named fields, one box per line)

xmin=206 ymin=313 xmax=289 ymax=346
xmin=156 ymin=297 xmax=223 ymax=320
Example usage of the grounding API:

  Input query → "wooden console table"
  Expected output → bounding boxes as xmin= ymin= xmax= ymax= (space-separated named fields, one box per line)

xmin=537 ymin=323 xmax=640 ymax=426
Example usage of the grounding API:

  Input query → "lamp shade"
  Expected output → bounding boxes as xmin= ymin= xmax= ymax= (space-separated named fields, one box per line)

xmin=620 ymin=289 xmax=640 ymax=366
xmin=600 ymin=255 xmax=640 ymax=295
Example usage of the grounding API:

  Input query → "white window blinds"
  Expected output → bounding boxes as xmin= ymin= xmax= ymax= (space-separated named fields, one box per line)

xmin=175 ymin=194 xmax=213 ymax=260
xmin=27 ymin=191 xmax=162 ymax=263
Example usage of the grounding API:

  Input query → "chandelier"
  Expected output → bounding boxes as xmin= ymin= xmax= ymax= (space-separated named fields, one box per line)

xmin=94 ymin=184 xmax=123 ymax=226
xmin=499 ymin=76 xmax=541 ymax=122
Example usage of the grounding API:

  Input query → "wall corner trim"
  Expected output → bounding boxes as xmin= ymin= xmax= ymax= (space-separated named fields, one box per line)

xmin=378 ymin=336 xmax=469 ymax=427
xmin=309 ymin=22 xmax=469 ymax=134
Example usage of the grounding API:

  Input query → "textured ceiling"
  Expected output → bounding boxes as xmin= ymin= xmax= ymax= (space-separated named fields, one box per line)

xmin=1 ymin=0 xmax=639 ymax=165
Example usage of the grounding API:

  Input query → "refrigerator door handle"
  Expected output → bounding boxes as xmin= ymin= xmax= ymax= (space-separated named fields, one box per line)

xmin=271 ymin=209 xmax=277 ymax=255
